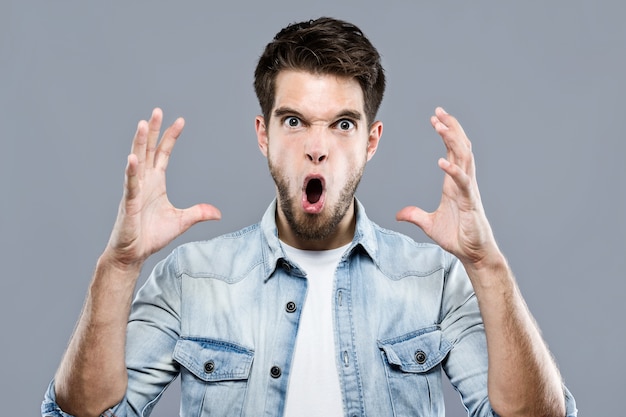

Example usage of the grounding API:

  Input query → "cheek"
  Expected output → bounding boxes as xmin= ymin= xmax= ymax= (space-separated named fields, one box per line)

xmin=268 ymin=146 xmax=290 ymax=171
xmin=332 ymin=154 xmax=365 ymax=185
xmin=268 ymin=150 xmax=298 ymax=185
xmin=343 ymin=146 xmax=369 ymax=169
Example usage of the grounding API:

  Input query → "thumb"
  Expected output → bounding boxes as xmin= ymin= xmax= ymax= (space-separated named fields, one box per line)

xmin=180 ymin=203 xmax=222 ymax=231
xmin=396 ymin=206 xmax=431 ymax=232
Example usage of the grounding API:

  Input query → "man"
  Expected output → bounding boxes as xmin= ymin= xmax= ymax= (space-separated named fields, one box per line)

xmin=43 ymin=17 xmax=576 ymax=417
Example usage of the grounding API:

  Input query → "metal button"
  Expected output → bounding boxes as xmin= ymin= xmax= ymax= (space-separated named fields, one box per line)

xmin=285 ymin=301 xmax=297 ymax=313
xmin=270 ymin=365 xmax=282 ymax=378
xmin=204 ymin=360 xmax=215 ymax=373
xmin=414 ymin=350 xmax=427 ymax=365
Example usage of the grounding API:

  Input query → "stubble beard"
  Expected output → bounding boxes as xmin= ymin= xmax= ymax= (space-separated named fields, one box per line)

xmin=268 ymin=159 xmax=365 ymax=242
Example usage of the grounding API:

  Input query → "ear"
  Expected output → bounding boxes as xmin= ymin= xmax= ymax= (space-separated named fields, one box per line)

xmin=255 ymin=115 xmax=269 ymax=157
xmin=366 ymin=121 xmax=383 ymax=161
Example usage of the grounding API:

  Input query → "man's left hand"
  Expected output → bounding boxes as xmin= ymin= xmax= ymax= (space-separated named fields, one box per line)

xmin=396 ymin=107 xmax=500 ymax=269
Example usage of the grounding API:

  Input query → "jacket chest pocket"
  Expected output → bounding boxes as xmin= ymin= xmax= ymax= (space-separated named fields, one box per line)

xmin=378 ymin=326 xmax=452 ymax=417
xmin=173 ymin=337 xmax=254 ymax=417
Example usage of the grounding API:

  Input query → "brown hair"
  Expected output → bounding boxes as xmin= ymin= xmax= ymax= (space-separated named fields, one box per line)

xmin=254 ymin=17 xmax=386 ymax=125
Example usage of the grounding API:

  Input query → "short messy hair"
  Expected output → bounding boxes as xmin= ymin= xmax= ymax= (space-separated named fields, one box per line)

xmin=254 ymin=17 xmax=386 ymax=125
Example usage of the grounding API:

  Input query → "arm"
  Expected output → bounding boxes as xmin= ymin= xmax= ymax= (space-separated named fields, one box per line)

xmin=53 ymin=108 xmax=221 ymax=417
xmin=397 ymin=107 xmax=566 ymax=417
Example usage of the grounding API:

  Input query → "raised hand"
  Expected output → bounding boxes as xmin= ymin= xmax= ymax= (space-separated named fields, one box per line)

xmin=104 ymin=108 xmax=221 ymax=268
xmin=397 ymin=107 xmax=568 ymax=416
xmin=396 ymin=107 xmax=499 ymax=268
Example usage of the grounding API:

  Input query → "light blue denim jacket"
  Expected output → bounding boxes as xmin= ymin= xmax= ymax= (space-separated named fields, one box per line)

xmin=43 ymin=199 xmax=577 ymax=417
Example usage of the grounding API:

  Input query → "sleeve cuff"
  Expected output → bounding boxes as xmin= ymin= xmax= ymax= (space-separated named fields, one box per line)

xmin=41 ymin=380 xmax=123 ymax=417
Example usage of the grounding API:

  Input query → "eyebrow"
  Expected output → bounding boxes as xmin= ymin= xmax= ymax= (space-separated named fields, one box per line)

xmin=273 ymin=106 xmax=362 ymax=121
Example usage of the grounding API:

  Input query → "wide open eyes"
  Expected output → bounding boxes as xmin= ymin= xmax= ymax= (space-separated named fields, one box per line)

xmin=284 ymin=116 xmax=301 ymax=128
xmin=281 ymin=116 xmax=356 ymax=132
xmin=336 ymin=119 xmax=355 ymax=131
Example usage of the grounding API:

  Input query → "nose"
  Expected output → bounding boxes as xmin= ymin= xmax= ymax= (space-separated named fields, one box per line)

xmin=305 ymin=130 xmax=329 ymax=163
xmin=307 ymin=151 xmax=327 ymax=163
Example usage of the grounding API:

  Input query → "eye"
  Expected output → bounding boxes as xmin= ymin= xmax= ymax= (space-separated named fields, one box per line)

xmin=283 ymin=116 xmax=301 ymax=128
xmin=337 ymin=119 xmax=355 ymax=131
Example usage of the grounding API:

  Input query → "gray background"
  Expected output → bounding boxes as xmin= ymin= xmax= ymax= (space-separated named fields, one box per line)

xmin=1 ymin=1 xmax=624 ymax=416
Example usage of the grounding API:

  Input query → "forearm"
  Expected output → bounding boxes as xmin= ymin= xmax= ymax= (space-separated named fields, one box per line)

xmin=54 ymin=254 xmax=142 ymax=417
xmin=465 ymin=254 xmax=565 ymax=417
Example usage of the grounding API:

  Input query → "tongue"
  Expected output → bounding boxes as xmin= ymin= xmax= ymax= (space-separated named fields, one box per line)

xmin=306 ymin=179 xmax=323 ymax=203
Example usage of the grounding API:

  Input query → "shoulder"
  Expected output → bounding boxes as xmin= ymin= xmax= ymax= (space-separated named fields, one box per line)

xmin=168 ymin=223 xmax=265 ymax=282
xmin=369 ymin=222 xmax=455 ymax=278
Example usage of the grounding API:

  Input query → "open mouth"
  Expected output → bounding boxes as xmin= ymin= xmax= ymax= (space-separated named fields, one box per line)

xmin=302 ymin=176 xmax=325 ymax=213
xmin=306 ymin=178 xmax=323 ymax=204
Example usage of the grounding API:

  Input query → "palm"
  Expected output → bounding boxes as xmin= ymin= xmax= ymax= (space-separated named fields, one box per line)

xmin=106 ymin=109 xmax=221 ymax=267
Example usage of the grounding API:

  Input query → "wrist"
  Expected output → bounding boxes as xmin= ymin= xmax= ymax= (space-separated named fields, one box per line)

xmin=462 ymin=250 xmax=512 ymax=291
xmin=97 ymin=250 xmax=144 ymax=280
xmin=465 ymin=249 xmax=508 ymax=272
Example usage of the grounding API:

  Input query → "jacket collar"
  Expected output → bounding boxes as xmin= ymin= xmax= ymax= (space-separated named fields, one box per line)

xmin=260 ymin=198 xmax=379 ymax=281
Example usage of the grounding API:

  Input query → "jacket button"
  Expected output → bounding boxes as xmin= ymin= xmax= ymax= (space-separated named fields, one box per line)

xmin=270 ymin=366 xmax=282 ymax=378
xmin=414 ymin=350 xmax=427 ymax=365
xmin=285 ymin=301 xmax=297 ymax=313
xmin=204 ymin=360 xmax=215 ymax=373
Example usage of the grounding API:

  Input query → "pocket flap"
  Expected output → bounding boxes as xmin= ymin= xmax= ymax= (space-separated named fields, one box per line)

xmin=378 ymin=326 xmax=452 ymax=373
xmin=173 ymin=337 xmax=254 ymax=382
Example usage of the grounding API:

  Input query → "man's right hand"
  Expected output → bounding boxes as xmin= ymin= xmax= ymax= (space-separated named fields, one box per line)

xmin=103 ymin=108 xmax=221 ymax=270
xmin=53 ymin=109 xmax=221 ymax=417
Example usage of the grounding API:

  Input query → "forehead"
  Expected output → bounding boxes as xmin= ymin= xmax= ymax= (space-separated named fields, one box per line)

xmin=272 ymin=70 xmax=365 ymax=117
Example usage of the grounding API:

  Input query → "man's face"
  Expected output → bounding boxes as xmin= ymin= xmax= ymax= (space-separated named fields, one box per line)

xmin=256 ymin=70 xmax=382 ymax=249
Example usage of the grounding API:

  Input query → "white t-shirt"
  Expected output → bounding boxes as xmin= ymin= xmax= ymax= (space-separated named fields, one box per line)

xmin=282 ymin=242 xmax=349 ymax=417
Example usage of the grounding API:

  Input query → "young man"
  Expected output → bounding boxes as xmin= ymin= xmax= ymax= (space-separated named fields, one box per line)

xmin=43 ymin=17 xmax=576 ymax=417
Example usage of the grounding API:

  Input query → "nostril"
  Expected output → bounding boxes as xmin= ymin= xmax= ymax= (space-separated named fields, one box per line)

xmin=306 ymin=153 xmax=326 ymax=163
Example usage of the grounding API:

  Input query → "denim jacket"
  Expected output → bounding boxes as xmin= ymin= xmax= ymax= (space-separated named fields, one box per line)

xmin=43 ymin=199 xmax=577 ymax=417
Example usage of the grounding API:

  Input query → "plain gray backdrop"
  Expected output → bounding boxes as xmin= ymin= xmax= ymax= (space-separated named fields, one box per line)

xmin=1 ymin=1 xmax=624 ymax=415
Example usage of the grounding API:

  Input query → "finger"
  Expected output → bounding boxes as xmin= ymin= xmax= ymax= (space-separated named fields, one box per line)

xmin=154 ymin=117 xmax=185 ymax=171
xmin=179 ymin=203 xmax=222 ymax=232
xmin=431 ymin=114 xmax=454 ymax=160
xmin=124 ymin=153 xmax=140 ymax=201
xmin=431 ymin=107 xmax=472 ymax=171
xmin=146 ymin=108 xmax=163 ymax=167
xmin=438 ymin=158 xmax=473 ymax=200
xmin=434 ymin=108 xmax=469 ymax=139
xmin=396 ymin=205 xmax=432 ymax=233
xmin=434 ymin=107 xmax=471 ymax=150
xmin=130 ymin=120 xmax=148 ymax=179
